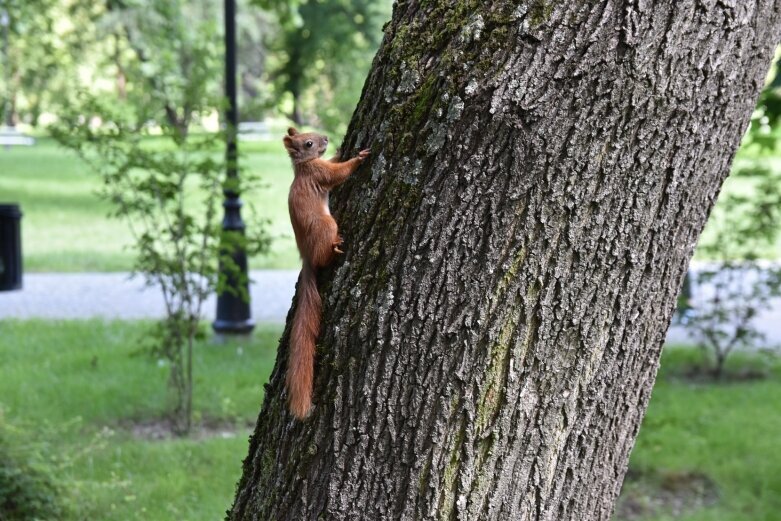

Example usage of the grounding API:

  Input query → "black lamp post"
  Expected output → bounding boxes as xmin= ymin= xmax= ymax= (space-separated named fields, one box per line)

xmin=213 ymin=0 xmax=254 ymax=335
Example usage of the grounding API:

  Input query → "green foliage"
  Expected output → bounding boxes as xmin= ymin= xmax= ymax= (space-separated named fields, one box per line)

xmin=2 ymin=0 xmax=391 ymax=134
xmin=95 ymin=0 xmax=223 ymax=138
xmin=0 ymin=0 xmax=75 ymax=125
xmin=752 ymin=48 xmax=781 ymax=147
xmin=257 ymin=0 xmax=391 ymax=133
xmin=0 ymin=426 xmax=63 ymax=521
xmin=0 ymin=411 xmax=119 ymax=521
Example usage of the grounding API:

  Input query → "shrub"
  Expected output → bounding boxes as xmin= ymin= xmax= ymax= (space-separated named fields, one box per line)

xmin=687 ymin=261 xmax=781 ymax=378
xmin=0 ymin=429 xmax=63 ymax=521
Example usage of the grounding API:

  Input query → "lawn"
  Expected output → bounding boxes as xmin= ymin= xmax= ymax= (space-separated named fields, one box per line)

xmin=0 ymin=320 xmax=779 ymax=520
xmin=0 ymin=136 xmax=300 ymax=272
xmin=3 ymin=136 xmax=781 ymax=273
xmin=618 ymin=348 xmax=781 ymax=521
xmin=0 ymin=320 xmax=280 ymax=520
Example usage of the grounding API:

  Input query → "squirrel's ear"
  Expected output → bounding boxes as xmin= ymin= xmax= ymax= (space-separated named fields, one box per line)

xmin=287 ymin=127 xmax=298 ymax=136
xmin=283 ymin=135 xmax=296 ymax=151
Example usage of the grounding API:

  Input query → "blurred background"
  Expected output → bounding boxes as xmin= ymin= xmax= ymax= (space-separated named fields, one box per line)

xmin=0 ymin=1 xmax=780 ymax=520
xmin=0 ymin=0 xmax=392 ymax=271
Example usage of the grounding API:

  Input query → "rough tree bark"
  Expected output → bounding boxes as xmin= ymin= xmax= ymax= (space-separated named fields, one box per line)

xmin=231 ymin=2 xmax=781 ymax=519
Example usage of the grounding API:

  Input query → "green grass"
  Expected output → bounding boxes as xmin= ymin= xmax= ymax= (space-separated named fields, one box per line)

xmin=0 ymin=320 xmax=280 ymax=520
xmin=0 ymin=136 xmax=300 ymax=272
xmin=622 ymin=347 xmax=781 ymax=521
xmin=1 ymin=320 xmax=779 ymax=520
xmin=2 ymin=138 xmax=781 ymax=272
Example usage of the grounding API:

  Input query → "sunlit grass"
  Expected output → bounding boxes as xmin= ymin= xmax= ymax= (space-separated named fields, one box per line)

xmin=3 ymin=137 xmax=781 ymax=272
xmin=0 ymin=137 xmax=299 ymax=272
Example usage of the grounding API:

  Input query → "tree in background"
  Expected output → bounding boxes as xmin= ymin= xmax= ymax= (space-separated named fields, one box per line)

xmin=229 ymin=1 xmax=781 ymax=518
xmin=96 ymin=0 xmax=221 ymax=138
xmin=236 ymin=0 xmax=276 ymax=122
xmin=0 ymin=0 xmax=52 ymax=126
xmin=2 ymin=0 xmax=392 ymax=133
xmin=0 ymin=0 xmax=89 ymax=126
xmin=257 ymin=0 xmax=391 ymax=133
xmin=54 ymin=105 xmax=267 ymax=434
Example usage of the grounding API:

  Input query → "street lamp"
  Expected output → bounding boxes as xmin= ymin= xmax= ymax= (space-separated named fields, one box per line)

xmin=213 ymin=0 xmax=254 ymax=335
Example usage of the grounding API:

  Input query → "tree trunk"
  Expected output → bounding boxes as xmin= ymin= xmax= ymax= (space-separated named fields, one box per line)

xmin=286 ymin=38 xmax=305 ymax=126
xmin=114 ymin=33 xmax=127 ymax=100
xmin=231 ymin=2 xmax=781 ymax=519
xmin=291 ymin=94 xmax=303 ymax=126
xmin=4 ymin=71 xmax=18 ymax=127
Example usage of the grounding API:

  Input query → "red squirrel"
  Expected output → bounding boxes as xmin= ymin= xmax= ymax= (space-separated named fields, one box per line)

xmin=283 ymin=127 xmax=369 ymax=419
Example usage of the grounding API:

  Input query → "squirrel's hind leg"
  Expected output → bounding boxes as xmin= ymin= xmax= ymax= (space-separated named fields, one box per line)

xmin=310 ymin=216 xmax=340 ymax=267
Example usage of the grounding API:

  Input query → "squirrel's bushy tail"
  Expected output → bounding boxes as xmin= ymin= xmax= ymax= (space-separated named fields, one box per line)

xmin=287 ymin=263 xmax=321 ymax=419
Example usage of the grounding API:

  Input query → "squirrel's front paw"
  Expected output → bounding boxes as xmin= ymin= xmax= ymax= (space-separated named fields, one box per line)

xmin=357 ymin=149 xmax=370 ymax=161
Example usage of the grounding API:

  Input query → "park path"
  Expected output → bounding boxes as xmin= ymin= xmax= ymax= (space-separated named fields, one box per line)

xmin=0 ymin=271 xmax=298 ymax=323
xmin=2 ymin=270 xmax=781 ymax=345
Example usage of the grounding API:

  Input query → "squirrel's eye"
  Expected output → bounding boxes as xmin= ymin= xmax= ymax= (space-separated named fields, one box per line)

xmin=305 ymin=141 xmax=313 ymax=148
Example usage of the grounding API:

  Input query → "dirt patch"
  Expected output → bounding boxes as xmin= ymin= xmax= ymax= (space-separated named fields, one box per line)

xmin=115 ymin=416 xmax=253 ymax=441
xmin=614 ymin=468 xmax=719 ymax=521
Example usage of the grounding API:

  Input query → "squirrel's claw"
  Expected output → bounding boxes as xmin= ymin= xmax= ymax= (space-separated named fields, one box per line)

xmin=333 ymin=235 xmax=345 ymax=254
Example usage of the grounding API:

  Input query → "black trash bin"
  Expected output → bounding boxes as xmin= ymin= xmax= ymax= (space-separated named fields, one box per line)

xmin=0 ymin=204 xmax=22 ymax=291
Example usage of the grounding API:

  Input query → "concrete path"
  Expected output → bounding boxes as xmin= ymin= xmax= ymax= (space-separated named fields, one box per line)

xmin=0 ymin=271 xmax=299 ymax=323
xmin=2 ymin=270 xmax=781 ymax=345
xmin=666 ymin=307 xmax=781 ymax=346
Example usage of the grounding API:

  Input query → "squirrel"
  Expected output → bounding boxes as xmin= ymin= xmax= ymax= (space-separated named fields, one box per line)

xmin=283 ymin=127 xmax=370 ymax=419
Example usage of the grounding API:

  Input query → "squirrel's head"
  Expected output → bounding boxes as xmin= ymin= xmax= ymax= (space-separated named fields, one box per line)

xmin=283 ymin=127 xmax=328 ymax=164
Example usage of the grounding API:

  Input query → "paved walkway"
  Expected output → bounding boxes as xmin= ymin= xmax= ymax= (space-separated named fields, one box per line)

xmin=2 ymin=270 xmax=781 ymax=344
xmin=666 ymin=310 xmax=781 ymax=346
xmin=0 ymin=271 xmax=299 ymax=323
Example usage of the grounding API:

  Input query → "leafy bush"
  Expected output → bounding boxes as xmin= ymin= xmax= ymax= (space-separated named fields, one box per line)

xmin=0 ymin=428 xmax=63 ymax=521
xmin=686 ymin=261 xmax=781 ymax=378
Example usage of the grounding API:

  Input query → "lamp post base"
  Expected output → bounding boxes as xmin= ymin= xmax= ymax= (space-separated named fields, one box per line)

xmin=212 ymin=317 xmax=255 ymax=335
